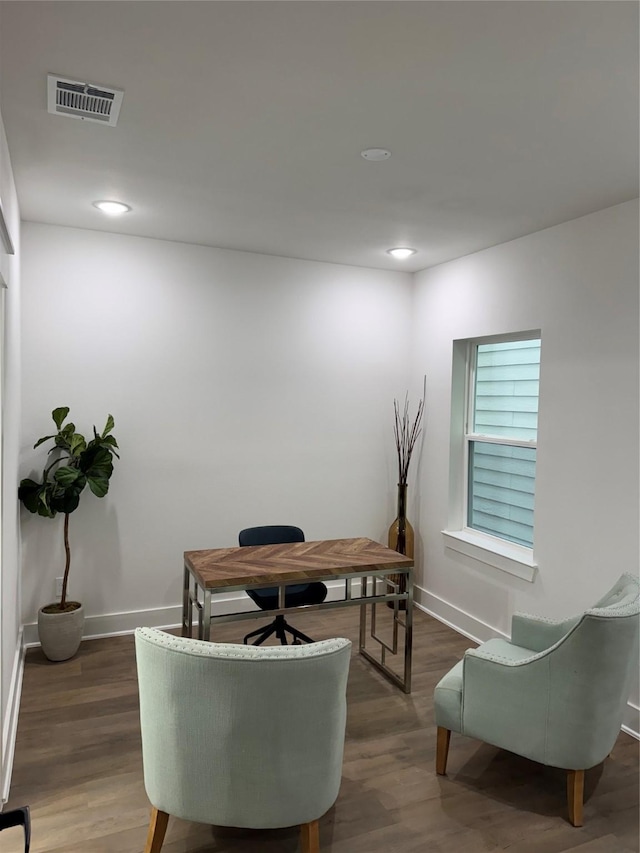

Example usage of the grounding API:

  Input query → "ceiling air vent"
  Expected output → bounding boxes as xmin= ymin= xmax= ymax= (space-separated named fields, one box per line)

xmin=47 ymin=74 xmax=124 ymax=126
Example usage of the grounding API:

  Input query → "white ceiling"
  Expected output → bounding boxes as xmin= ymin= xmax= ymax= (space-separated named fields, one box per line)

xmin=0 ymin=1 xmax=637 ymax=272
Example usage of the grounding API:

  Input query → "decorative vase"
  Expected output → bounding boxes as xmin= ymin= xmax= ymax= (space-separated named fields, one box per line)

xmin=37 ymin=602 xmax=84 ymax=661
xmin=387 ymin=483 xmax=414 ymax=609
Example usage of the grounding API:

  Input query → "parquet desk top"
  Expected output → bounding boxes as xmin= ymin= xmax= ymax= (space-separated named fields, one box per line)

xmin=184 ymin=536 xmax=413 ymax=589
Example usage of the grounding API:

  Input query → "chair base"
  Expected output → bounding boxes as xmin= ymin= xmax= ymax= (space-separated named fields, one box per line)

xmin=144 ymin=807 xmax=321 ymax=853
xmin=0 ymin=805 xmax=30 ymax=853
xmin=244 ymin=614 xmax=315 ymax=646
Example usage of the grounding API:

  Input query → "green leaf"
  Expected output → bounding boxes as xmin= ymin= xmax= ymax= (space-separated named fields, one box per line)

xmin=89 ymin=434 xmax=120 ymax=458
xmin=81 ymin=446 xmax=114 ymax=497
xmin=50 ymin=487 xmax=81 ymax=515
xmin=54 ymin=425 xmax=82 ymax=453
xmin=18 ymin=478 xmax=44 ymax=513
xmin=87 ymin=474 xmax=111 ymax=498
xmin=102 ymin=414 xmax=115 ymax=438
xmin=37 ymin=489 xmax=56 ymax=518
xmin=100 ymin=435 xmax=120 ymax=458
xmin=18 ymin=477 xmax=40 ymax=497
xmin=69 ymin=433 xmax=87 ymax=456
xmin=52 ymin=407 xmax=70 ymax=429
xmin=17 ymin=479 xmax=56 ymax=517
xmin=54 ymin=466 xmax=84 ymax=487
xmin=33 ymin=434 xmax=55 ymax=449
xmin=80 ymin=445 xmax=112 ymax=473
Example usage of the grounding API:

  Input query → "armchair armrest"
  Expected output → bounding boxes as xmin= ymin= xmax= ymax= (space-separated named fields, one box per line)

xmin=461 ymin=644 xmax=553 ymax=763
xmin=466 ymin=642 xmax=541 ymax=667
xmin=510 ymin=612 xmax=579 ymax=652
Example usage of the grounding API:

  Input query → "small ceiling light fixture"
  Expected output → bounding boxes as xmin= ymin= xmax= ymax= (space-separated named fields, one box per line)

xmin=387 ymin=247 xmax=417 ymax=260
xmin=361 ymin=148 xmax=391 ymax=161
xmin=93 ymin=200 xmax=131 ymax=216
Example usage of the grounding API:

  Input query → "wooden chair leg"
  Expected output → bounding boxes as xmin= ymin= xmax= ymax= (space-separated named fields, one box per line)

xmin=436 ymin=726 xmax=451 ymax=775
xmin=300 ymin=819 xmax=320 ymax=853
xmin=567 ymin=769 xmax=585 ymax=827
xmin=144 ymin=807 xmax=170 ymax=853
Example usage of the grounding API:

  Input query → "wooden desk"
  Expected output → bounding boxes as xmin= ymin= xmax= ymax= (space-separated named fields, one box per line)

xmin=182 ymin=537 xmax=414 ymax=692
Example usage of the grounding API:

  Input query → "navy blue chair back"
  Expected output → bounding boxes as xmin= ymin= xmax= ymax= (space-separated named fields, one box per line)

xmin=239 ymin=525 xmax=305 ymax=547
xmin=238 ymin=525 xmax=327 ymax=644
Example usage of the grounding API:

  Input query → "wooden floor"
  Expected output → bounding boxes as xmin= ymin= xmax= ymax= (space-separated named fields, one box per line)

xmin=4 ymin=607 xmax=639 ymax=853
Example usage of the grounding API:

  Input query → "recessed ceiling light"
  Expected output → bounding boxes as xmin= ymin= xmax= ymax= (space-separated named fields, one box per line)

xmin=93 ymin=200 xmax=131 ymax=216
xmin=387 ymin=247 xmax=417 ymax=260
xmin=361 ymin=148 xmax=391 ymax=161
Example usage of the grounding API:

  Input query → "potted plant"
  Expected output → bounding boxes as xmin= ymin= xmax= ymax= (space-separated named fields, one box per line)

xmin=18 ymin=407 xmax=119 ymax=661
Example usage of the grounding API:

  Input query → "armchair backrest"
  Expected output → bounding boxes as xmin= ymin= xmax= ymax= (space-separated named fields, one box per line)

xmin=135 ymin=628 xmax=351 ymax=829
xmin=545 ymin=573 xmax=639 ymax=767
xmin=590 ymin=572 xmax=640 ymax=612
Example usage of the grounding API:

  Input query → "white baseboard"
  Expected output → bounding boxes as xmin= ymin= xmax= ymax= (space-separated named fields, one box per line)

xmin=2 ymin=629 xmax=25 ymax=805
xmin=414 ymin=584 xmax=508 ymax=644
xmin=622 ymin=703 xmax=639 ymax=739
xmin=23 ymin=603 xmax=186 ymax=646
xmin=22 ymin=579 xmax=360 ymax=646
xmin=414 ymin=583 xmax=640 ymax=742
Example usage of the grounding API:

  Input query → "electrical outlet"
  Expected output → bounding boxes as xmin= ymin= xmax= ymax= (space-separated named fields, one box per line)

xmin=55 ymin=577 xmax=63 ymax=599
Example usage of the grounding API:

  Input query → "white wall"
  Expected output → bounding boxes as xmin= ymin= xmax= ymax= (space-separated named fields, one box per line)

xmin=19 ymin=224 xmax=412 ymax=629
xmin=0 ymin=102 xmax=22 ymax=799
xmin=16 ymin=202 xmax=639 ymax=731
xmin=411 ymin=200 xmax=639 ymax=722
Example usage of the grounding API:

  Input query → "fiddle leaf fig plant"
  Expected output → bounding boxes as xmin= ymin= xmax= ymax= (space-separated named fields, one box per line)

xmin=18 ymin=407 xmax=119 ymax=611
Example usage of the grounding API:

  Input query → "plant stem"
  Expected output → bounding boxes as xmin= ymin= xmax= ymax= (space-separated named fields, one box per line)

xmin=43 ymin=455 xmax=70 ymax=479
xmin=60 ymin=513 xmax=71 ymax=608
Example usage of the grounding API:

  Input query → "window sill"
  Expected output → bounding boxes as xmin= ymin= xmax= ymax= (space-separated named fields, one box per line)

xmin=441 ymin=528 xmax=538 ymax=582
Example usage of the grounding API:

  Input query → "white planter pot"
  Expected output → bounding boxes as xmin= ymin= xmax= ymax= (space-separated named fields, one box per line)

xmin=37 ymin=603 xmax=85 ymax=661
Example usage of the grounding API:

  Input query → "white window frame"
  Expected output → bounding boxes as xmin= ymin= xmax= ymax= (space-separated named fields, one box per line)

xmin=442 ymin=331 xmax=540 ymax=582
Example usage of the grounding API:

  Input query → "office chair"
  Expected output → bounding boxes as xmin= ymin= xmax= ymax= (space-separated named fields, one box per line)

xmin=135 ymin=628 xmax=351 ymax=853
xmin=434 ymin=573 xmax=640 ymax=826
xmin=239 ymin=525 xmax=328 ymax=645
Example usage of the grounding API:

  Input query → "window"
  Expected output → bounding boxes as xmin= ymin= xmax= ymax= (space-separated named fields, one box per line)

xmin=468 ymin=338 xmax=540 ymax=547
xmin=443 ymin=333 xmax=541 ymax=581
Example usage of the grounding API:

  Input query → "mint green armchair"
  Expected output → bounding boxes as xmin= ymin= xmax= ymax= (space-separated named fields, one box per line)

xmin=135 ymin=628 xmax=351 ymax=853
xmin=434 ymin=573 xmax=639 ymax=826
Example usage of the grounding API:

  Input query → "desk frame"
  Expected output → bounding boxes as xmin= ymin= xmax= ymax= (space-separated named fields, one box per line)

xmin=182 ymin=561 xmax=413 ymax=693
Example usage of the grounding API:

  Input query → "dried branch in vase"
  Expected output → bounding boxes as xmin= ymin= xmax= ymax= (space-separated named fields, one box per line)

xmin=393 ymin=381 xmax=425 ymax=485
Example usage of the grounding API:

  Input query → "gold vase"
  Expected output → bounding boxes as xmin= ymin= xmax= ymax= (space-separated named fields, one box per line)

xmin=387 ymin=483 xmax=413 ymax=608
